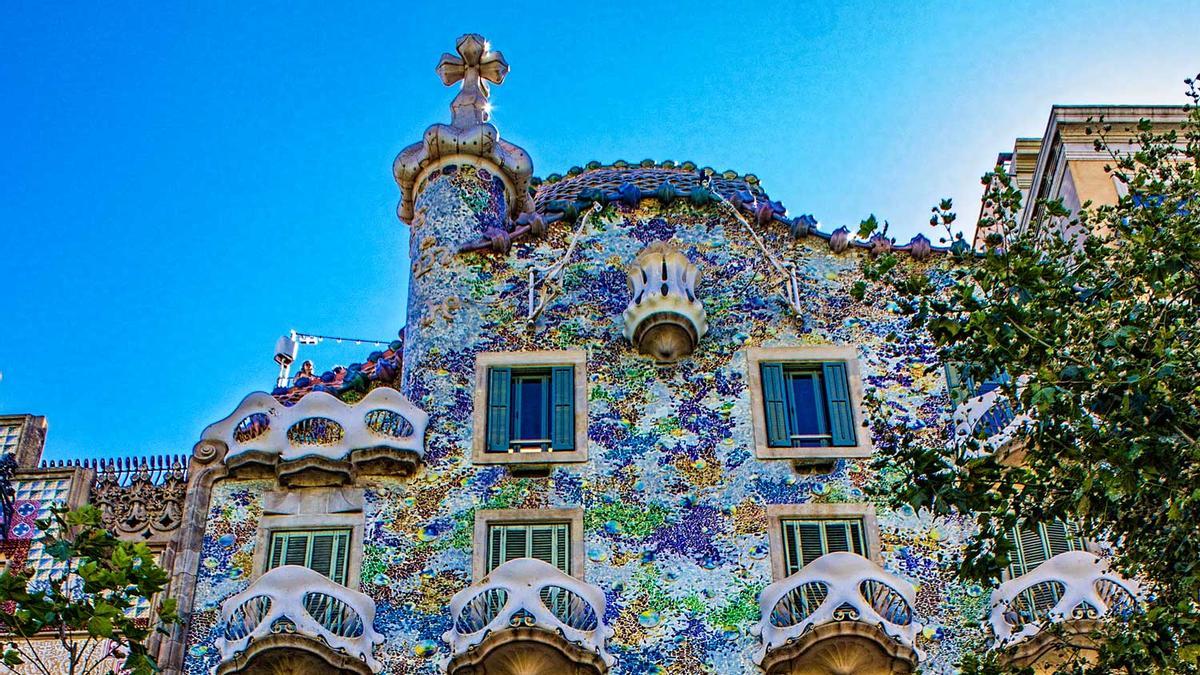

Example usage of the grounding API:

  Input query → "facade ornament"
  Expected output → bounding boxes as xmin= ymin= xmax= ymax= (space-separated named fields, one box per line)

xmin=623 ymin=241 xmax=709 ymax=363
xmin=91 ymin=456 xmax=188 ymax=538
xmin=394 ymin=34 xmax=534 ymax=225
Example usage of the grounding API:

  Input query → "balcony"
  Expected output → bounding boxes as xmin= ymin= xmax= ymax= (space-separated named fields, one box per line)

xmin=753 ymin=552 xmax=921 ymax=675
xmin=953 ymin=387 xmax=1031 ymax=461
xmin=988 ymin=551 xmax=1140 ymax=667
xmin=201 ymin=386 xmax=428 ymax=487
xmin=216 ymin=565 xmax=383 ymax=675
xmin=442 ymin=558 xmax=613 ymax=675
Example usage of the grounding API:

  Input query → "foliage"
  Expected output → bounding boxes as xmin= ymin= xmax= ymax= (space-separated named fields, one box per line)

xmin=0 ymin=505 xmax=178 ymax=675
xmin=864 ymin=75 xmax=1200 ymax=673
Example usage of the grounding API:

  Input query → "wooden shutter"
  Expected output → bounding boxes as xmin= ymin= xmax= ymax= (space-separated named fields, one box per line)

xmin=797 ymin=522 xmax=826 ymax=567
xmin=503 ymin=525 xmax=528 ymax=564
xmin=760 ymin=362 xmax=790 ymax=447
xmin=530 ymin=523 xmax=570 ymax=574
xmin=269 ymin=533 xmax=286 ymax=569
xmin=309 ymin=533 xmax=336 ymax=579
xmin=488 ymin=526 xmax=505 ymax=571
xmin=1044 ymin=521 xmax=1086 ymax=557
xmin=487 ymin=368 xmax=512 ymax=452
xmin=782 ymin=521 xmax=803 ymax=576
xmin=847 ymin=520 xmax=866 ymax=556
xmin=283 ymin=533 xmax=309 ymax=567
xmin=550 ymin=367 xmax=575 ymax=451
xmin=268 ymin=530 xmax=350 ymax=585
xmin=1008 ymin=523 xmax=1050 ymax=577
xmin=822 ymin=362 xmax=856 ymax=446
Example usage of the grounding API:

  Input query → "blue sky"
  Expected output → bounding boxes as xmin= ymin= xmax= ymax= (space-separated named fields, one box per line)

xmin=2 ymin=2 xmax=1198 ymax=462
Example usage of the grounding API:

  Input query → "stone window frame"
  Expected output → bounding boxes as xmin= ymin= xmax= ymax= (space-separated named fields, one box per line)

xmin=766 ymin=503 xmax=882 ymax=581
xmin=471 ymin=350 xmax=589 ymax=465
xmin=250 ymin=489 xmax=365 ymax=589
xmin=745 ymin=345 xmax=875 ymax=461
xmin=472 ymin=508 xmax=586 ymax=582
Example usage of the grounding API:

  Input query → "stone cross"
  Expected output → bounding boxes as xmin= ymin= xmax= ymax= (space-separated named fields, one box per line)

xmin=436 ymin=34 xmax=509 ymax=129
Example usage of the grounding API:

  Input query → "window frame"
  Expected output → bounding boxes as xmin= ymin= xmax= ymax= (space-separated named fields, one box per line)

xmin=766 ymin=503 xmax=881 ymax=581
xmin=746 ymin=346 xmax=874 ymax=461
xmin=251 ymin=506 xmax=364 ymax=589
xmin=472 ymin=351 xmax=589 ymax=465
xmin=472 ymin=508 xmax=585 ymax=582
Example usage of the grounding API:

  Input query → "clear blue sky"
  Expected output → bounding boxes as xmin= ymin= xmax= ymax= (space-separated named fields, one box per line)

xmin=2 ymin=2 xmax=1197 ymax=462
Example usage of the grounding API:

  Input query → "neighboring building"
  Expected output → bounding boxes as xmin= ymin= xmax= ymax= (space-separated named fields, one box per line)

xmin=974 ymin=105 xmax=1188 ymax=248
xmin=4 ymin=35 xmax=1151 ymax=675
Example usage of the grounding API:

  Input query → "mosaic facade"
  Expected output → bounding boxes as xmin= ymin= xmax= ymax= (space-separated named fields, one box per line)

xmin=172 ymin=151 xmax=993 ymax=673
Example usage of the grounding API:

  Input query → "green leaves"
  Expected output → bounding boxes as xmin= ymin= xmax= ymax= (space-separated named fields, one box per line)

xmin=865 ymin=74 xmax=1200 ymax=673
xmin=0 ymin=505 xmax=178 ymax=675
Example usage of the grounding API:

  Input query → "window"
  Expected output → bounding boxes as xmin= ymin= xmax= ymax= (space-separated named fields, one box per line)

xmin=767 ymin=504 xmax=880 ymax=581
xmin=1004 ymin=520 xmax=1087 ymax=578
xmin=761 ymin=362 xmax=855 ymax=448
xmin=487 ymin=522 xmax=571 ymax=574
xmin=747 ymin=347 xmax=871 ymax=461
xmin=780 ymin=519 xmax=867 ymax=576
xmin=486 ymin=366 xmax=575 ymax=453
xmin=267 ymin=529 xmax=352 ymax=585
xmin=472 ymin=508 xmax=584 ymax=581
xmin=472 ymin=352 xmax=588 ymax=465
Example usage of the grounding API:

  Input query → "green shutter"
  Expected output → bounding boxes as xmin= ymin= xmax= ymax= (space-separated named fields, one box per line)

xmin=488 ymin=523 xmax=570 ymax=574
xmin=489 ymin=526 xmax=504 ymax=571
xmin=782 ymin=522 xmax=802 ymax=576
xmin=945 ymin=363 xmax=966 ymax=404
xmin=309 ymin=533 xmax=336 ymax=579
xmin=550 ymin=367 xmax=575 ymax=451
xmin=822 ymin=362 xmax=856 ymax=446
xmin=784 ymin=519 xmax=868 ymax=576
xmin=797 ymin=522 xmax=826 ymax=567
xmin=267 ymin=530 xmax=351 ymax=584
xmin=487 ymin=368 xmax=512 ymax=452
xmin=269 ymin=533 xmax=286 ymax=569
xmin=284 ymin=534 xmax=309 ymax=567
xmin=760 ymin=362 xmax=790 ymax=447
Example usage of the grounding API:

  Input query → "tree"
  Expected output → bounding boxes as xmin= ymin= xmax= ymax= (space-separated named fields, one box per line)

xmin=0 ymin=505 xmax=178 ymax=675
xmin=863 ymin=75 xmax=1200 ymax=673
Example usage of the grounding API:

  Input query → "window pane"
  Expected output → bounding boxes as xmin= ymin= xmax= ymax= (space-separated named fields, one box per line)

xmin=784 ymin=368 xmax=830 ymax=447
xmin=510 ymin=372 xmax=550 ymax=443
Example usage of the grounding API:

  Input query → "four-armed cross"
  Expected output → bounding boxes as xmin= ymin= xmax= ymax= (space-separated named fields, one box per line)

xmin=436 ymin=33 xmax=509 ymax=129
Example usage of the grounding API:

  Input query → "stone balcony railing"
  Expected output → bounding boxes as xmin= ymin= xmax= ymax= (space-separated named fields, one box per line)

xmin=989 ymin=551 xmax=1140 ymax=651
xmin=216 ymin=565 xmax=383 ymax=674
xmin=442 ymin=558 xmax=614 ymax=672
xmin=753 ymin=552 xmax=921 ymax=673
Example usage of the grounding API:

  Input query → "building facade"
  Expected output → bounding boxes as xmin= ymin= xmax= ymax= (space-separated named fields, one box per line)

xmin=4 ymin=35 xmax=1159 ymax=675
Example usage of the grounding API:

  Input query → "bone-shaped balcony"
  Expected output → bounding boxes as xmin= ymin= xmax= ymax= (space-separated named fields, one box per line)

xmin=953 ymin=388 xmax=1031 ymax=461
xmin=753 ymin=551 xmax=921 ymax=675
xmin=216 ymin=565 xmax=383 ymax=675
xmin=443 ymin=558 xmax=613 ymax=674
xmin=989 ymin=551 xmax=1139 ymax=665
xmin=201 ymin=386 xmax=428 ymax=486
